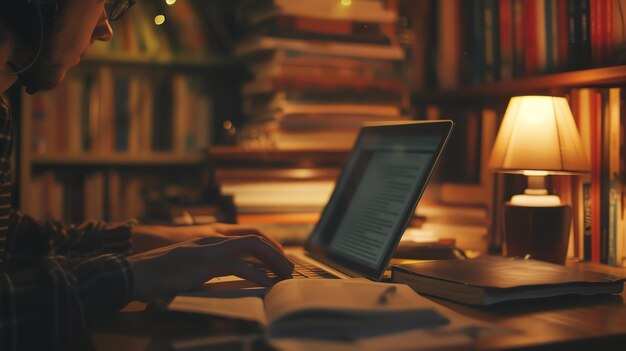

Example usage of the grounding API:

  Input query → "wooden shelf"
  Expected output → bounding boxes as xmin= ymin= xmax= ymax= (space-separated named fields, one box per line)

xmin=216 ymin=167 xmax=341 ymax=182
xmin=208 ymin=146 xmax=350 ymax=168
xmin=413 ymin=65 xmax=626 ymax=102
xmin=30 ymin=153 xmax=206 ymax=166
xmin=80 ymin=53 xmax=241 ymax=69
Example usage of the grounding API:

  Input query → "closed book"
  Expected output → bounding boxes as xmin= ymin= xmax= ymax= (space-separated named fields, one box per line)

xmin=235 ymin=36 xmax=405 ymax=60
xmin=251 ymin=15 xmax=391 ymax=45
xmin=391 ymin=256 xmax=624 ymax=306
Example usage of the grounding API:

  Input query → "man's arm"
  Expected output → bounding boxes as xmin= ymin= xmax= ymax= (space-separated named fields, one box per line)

xmin=6 ymin=212 xmax=132 ymax=261
xmin=0 ymin=254 xmax=132 ymax=351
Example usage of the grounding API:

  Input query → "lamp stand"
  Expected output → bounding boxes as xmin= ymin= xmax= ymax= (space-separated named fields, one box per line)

xmin=503 ymin=175 xmax=571 ymax=264
xmin=504 ymin=203 xmax=571 ymax=264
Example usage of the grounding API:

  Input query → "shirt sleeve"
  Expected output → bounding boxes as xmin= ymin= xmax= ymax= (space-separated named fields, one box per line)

xmin=0 ymin=254 xmax=133 ymax=351
xmin=7 ymin=212 xmax=133 ymax=260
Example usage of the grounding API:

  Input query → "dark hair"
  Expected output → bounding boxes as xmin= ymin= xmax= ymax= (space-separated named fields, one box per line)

xmin=0 ymin=1 xmax=41 ymax=46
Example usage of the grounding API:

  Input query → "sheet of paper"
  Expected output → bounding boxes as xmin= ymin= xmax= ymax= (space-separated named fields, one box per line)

xmin=167 ymin=296 xmax=266 ymax=326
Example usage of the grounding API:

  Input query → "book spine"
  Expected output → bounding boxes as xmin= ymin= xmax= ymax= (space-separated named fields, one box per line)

xmin=591 ymin=89 xmax=602 ymax=263
xmin=580 ymin=0 xmax=592 ymax=67
xmin=471 ymin=1 xmax=485 ymax=84
xmin=600 ymin=90 xmax=611 ymax=264
xmin=524 ymin=0 xmax=539 ymax=74
xmin=567 ymin=0 xmax=581 ymax=69
xmin=583 ymin=181 xmax=592 ymax=260
xmin=114 ymin=77 xmax=130 ymax=152
xmin=512 ymin=0 xmax=525 ymax=76
xmin=557 ymin=0 xmax=570 ymax=70
xmin=499 ymin=0 xmax=514 ymax=81
xmin=535 ymin=0 xmax=548 ymax=72
xmin=608 ymin=87 xmax=622 ymax=265
xmin=617 ymin=88 xmax=626 ymax=266
xmin=436 ymin=0 xmax=461 ymax=89
xmin=604 ymin=0 xmax=613 ymax=64
xmin=483 ymin=0 xmax=499 ymax=82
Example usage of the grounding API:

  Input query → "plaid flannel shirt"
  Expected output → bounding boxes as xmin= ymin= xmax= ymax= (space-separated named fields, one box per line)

xmin=0 ymin=96 xmax=134 ymax=350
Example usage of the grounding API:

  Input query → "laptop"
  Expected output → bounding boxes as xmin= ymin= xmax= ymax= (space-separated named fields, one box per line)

xmin=207 ymin=120 xmax=454 ymax=289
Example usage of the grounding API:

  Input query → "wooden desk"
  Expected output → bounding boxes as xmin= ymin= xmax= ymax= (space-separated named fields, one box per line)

xmin=89 ymin=261 xmax=626 ymax=351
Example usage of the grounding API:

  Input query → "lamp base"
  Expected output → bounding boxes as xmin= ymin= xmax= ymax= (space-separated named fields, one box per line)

xmin=503 ymin=203 xmax=571 ymax=264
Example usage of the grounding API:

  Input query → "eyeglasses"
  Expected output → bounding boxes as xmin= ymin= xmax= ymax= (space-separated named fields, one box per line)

xmin=105 ymin=0 xmax=136 ymax=22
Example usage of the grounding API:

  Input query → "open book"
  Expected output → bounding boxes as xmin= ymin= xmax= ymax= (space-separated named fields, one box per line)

xmin=392 ymin=256 xmax=625 ymax=305
xmin=167 ymin=279 xmax=449 ymax=339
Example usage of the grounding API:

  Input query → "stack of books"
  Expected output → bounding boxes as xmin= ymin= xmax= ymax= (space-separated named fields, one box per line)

xmin=234 ymin=0 xmax=408 ymax=149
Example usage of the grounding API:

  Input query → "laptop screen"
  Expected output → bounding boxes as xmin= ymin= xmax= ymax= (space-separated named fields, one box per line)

xmin=305 ymin=121 xmax=453 ymax=280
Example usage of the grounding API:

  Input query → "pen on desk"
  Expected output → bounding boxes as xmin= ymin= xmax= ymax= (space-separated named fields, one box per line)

xmin=378 ymin=285 xmax=397 ymax=305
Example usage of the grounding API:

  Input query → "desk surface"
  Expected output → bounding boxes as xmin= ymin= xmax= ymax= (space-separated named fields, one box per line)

xmin=90 ymin=260 xmax=626 ymax=351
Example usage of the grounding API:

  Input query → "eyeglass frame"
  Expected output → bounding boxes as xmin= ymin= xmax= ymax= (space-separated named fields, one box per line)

xmin=105 ymin=0 xmax=135 ymax=22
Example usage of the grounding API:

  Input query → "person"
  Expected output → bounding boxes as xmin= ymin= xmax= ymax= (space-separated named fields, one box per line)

xmin=0 ymin=1 xmax=293 ymax=349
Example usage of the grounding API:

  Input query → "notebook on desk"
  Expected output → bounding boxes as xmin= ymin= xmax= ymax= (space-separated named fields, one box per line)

xmin=206 ymin=120 xmax=454 ymax=289
xmin=392 ymin=256 xmax=625 ymax=305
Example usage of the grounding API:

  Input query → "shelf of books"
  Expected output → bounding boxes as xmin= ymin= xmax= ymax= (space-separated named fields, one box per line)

xmin=404 ymin=0 xmax=626 ymax=92
xmin=18 ymin=0 xmax=238 ymax=224
xmin=398 ymin=0 xmax=626 ymax=266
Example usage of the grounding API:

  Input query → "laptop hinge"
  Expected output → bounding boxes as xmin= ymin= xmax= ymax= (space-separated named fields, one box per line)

xmin=304 ymin=251 xmax=367 ymax=279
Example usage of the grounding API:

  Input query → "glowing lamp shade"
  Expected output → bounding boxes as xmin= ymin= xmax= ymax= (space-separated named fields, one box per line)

xmin=489 ymin=96 xmax=590 ymax=174
xmin=489 ymin=96 xmax=590 ymax=173
xmin=489 ymin=96 xmax=589 ymax=264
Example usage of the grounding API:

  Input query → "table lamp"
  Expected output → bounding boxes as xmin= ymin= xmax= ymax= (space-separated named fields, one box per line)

xmin=488 ymin=96 xmax=590 ymax=264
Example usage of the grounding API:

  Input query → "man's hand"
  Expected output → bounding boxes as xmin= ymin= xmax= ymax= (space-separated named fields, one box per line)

xmin=131 ymin=223 xmax=284 ymax=253
xmin=127 ymin=234 xmax=294 ymax=303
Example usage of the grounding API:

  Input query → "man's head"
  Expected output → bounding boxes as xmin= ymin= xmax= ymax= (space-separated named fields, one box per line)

xmin=0 ymin=0 xmax=134 ymax=94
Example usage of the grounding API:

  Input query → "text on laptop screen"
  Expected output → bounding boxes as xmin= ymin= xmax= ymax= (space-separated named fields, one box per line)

xmin=315 ymin=132 xmax=443 ymax=270
xmin=328 ymin=151 xmax=431 ymax=268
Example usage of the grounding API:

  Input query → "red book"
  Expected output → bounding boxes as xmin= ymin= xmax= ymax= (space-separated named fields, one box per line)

xmin=590 ymin=0 xmax=602 ymax=65
xmin=604 ymin=0 xmax=613 ymax=63
xmin=523 ymin=0 xmax=539 ymax=74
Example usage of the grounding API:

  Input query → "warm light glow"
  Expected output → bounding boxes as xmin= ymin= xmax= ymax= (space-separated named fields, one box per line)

xmin=341 ymin=0 xmax=352 ymax=6
xmin=154 ymin=15 xmax=166 ymax=25
xmin=165 ymin=0 xmax=176 ymax=5
xmin=223 ymin=120 xmax=233 ymax=130
xmin=488 ymin=96 xmax=590 ymax=173
xmin=523 ymin=170 xmax=549 ymax=177
xmin=510 ymin=194 xmax=562 ymax=207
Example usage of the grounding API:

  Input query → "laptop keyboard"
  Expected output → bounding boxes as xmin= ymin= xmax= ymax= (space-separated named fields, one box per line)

xmin=288 ymin=254 xmax=340 ymax=279
xmin=252 ymin=254 xmax=340 ymax=280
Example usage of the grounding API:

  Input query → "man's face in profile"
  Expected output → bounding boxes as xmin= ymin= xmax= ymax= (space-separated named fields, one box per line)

xmin=20 ymin=0 xmax=114 ymax=92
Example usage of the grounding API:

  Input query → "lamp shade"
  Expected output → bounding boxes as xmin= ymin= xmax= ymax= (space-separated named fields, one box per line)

xmin=488 ymin=96 xmax=590 ymax=174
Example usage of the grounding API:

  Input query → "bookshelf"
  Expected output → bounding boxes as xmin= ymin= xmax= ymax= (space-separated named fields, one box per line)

xmin=399 ymin=0 xmax=626 ymax=266
xmin=17 ymin=0 xmax=243 ymax=224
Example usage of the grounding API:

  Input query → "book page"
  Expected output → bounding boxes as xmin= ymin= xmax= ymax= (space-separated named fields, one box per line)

xmin=167 ymin=296 xmax=267 ymax=327
xmin=263 ymin=279 xmax=447 ymax=338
